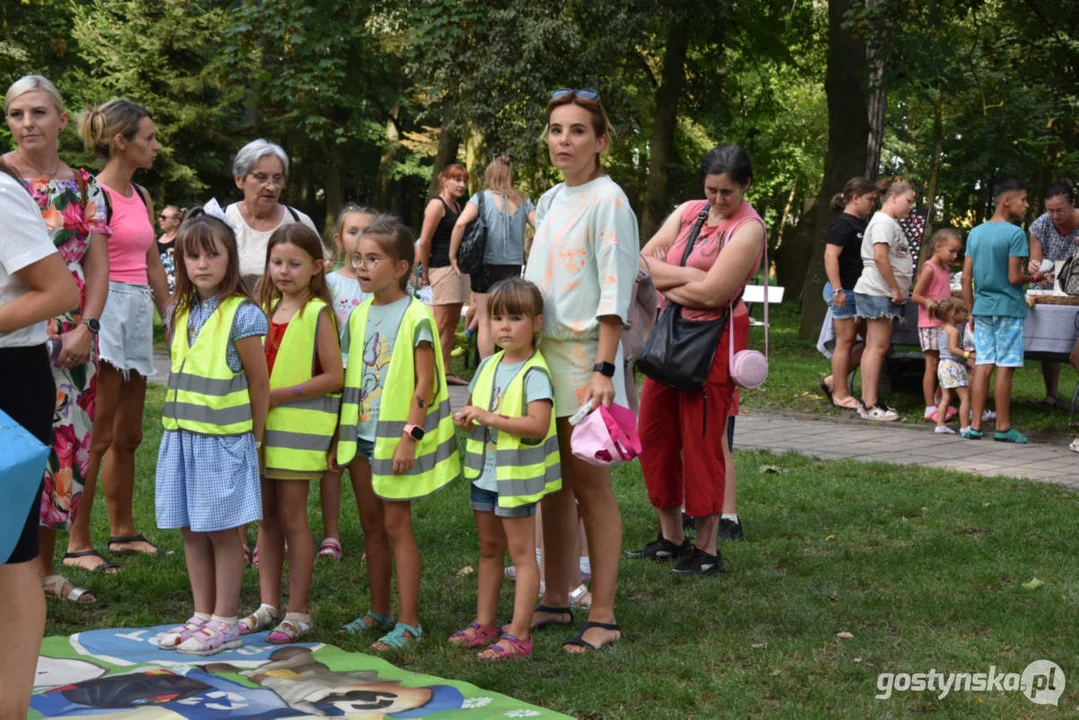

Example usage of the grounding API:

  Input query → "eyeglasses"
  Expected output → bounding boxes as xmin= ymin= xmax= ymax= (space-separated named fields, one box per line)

xmin=550 ymin=88 xmax=599 ymax=101
xmin=250 ymin=173 xmax=286 ymax=186
xmin=350 ymin=254 xmax=385 ymax=270
xmin=159 ymin=214 xmax=177 ymax=221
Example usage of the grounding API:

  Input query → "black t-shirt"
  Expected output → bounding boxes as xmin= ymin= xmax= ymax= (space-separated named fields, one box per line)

xmin=428 ymin=197 xmax=458 ymax=268
xmin=826 ymin=213 xmax=867 ymax=291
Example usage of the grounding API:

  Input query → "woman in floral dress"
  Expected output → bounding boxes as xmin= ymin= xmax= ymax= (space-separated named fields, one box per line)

xmin=4 ymin=75 xmax=111 ymax=601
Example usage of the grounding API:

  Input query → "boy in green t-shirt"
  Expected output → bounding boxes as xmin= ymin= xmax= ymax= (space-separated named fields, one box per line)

xmin=961 ymin=179 xmax=1050 ymax=443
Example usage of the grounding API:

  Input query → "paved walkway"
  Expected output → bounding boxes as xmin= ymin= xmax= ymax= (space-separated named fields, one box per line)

xmin=151 ymin=351 xmax=1076 ymax=488
xmin=735 ymin=409 xmax=1078 ymax=488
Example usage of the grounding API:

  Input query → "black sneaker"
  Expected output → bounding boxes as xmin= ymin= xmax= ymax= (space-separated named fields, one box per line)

xmin=718 ymin=518 xmax=746 ymax=541
xmin=625 ymin=536 xmax=691 ymax=560
xmin=671 ymin=548 xmax=727 ymax=577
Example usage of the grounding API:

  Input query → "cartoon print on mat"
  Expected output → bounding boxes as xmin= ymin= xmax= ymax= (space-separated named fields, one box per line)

xmin=30 ymin=629 xmax=570 ymax=719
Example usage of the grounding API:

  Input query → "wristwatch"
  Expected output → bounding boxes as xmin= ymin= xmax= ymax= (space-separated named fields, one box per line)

xmin=403 ymin=424 xmax=425 ymax=441
xmin=80 ymin=318 xmax=100 ymax=336
xmin=593 ymin=361 xmax=616 ymax=378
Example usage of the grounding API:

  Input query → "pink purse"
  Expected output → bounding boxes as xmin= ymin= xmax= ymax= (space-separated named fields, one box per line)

xmin=729 ymin=239 xmax=769 ymax=389
xmin=570 ymin=404 xmax=642 ymax=467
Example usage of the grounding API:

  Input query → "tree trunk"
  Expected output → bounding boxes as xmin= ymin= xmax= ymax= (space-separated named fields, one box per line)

xmin=640 ymin=22 xmax=690 ymax=242
xmin=375 ymin=109 xmax=401 ymax=211
xmin=796 ymin=0 xmax=871 ymax=341
xmin=864 ymin=0 xmax=888 ymax=180
xmin=919 ymin=93 xmax=944 ymax=266
xmin=429 ymin=110 xmax=460 ymax=198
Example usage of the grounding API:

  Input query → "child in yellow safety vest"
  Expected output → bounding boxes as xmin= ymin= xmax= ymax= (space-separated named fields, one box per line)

xmin=238 ymin=224 xmax=343 ymax=644
xmin=155 ymin=208 xmax=270 ymax=656
xmin=451 ymin=277 xmax=561 ymax=660
xmin=336 ymin=216 xmax=459 ymax=651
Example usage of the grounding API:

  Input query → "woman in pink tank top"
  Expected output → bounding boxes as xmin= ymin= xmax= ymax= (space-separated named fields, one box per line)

xmin=911 ymin=228 xmax=963 ymax=419
xmin=631 ymin=145 xmax=765 ymax=575
xmin=64 ymin=99 xmax=172 ymax=572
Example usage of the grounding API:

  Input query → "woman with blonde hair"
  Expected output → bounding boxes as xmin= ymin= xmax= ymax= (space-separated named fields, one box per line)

xmin=449 ymin=156 xmax=536 ymax=358
xmin=3 ymin=75 xmax=110 ymax=599
xmin=73 ymin=98 xmax=172 ymax=563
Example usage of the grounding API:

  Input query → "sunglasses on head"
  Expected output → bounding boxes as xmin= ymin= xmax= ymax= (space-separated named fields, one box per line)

xmin=551 ymin=88 xmax=599 ymax=101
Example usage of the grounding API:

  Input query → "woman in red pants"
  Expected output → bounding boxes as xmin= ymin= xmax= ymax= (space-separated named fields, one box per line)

xmin=634 ymin=144 xmax=765 ymax=576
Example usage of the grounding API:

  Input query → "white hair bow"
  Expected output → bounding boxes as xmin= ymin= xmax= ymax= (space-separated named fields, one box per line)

xmin=202 ymin=198 xmax=237 ymax=230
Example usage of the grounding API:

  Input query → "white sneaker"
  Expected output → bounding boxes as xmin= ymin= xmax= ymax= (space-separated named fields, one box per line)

xmin=859 ymin=403 xmax=899 ymax=422
xmin=1069 ymin=438 xmax=1079 ymax=453
xmin=934 ymin=426 xmax=956 ymax=434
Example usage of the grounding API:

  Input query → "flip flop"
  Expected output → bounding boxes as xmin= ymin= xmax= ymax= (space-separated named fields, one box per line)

xmin=445 ymin=375 xmax=470 ymax=386
xmin=819 ymin=379 xmax=834 ymax=404
xmin=108 ymin=534 xmax=173 ymax=557
xmin=831 ymin=396 xmax=861 ymax=410
xmin=62 ymin=549 xmax=119 ymax=574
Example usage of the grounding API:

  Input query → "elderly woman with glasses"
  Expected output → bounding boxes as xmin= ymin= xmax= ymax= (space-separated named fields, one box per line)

xmin=225 ymin=139 xmax=319 ymax=288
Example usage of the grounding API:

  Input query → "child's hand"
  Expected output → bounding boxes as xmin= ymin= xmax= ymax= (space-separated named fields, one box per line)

xmin=454 ymin=405 xmax=489 ymax=429
xmin=268 ymin=388 xmax=288 ymax=409
xmin=891 ymin=288 xmax=905 ymax=306
xmin=326 ymin=437 xmax=340 ymax=470
xmin=392 ymin=437 xmax=417 ymax=474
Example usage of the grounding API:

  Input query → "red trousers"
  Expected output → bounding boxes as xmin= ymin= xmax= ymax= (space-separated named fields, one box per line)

xmin=638 ymin=313 xmax=747 ymax=517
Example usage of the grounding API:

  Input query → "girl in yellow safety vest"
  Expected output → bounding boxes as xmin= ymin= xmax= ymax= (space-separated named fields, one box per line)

xmin=336 ymin=216 xmax=459 ymax=651
xmin=238 ymin=223 xmax=343 ymax=644
xmin=451 ymin=278 xmax=561 ymax=660
xmin=155 ymin=209 xmax=270 ymax=656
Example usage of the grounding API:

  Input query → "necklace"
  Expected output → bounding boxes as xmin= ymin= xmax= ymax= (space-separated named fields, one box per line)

xmin=15 ymin=148 xmax=61 ymax=179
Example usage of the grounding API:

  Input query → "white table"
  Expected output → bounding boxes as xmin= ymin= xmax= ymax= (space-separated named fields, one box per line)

xmin=891 ymin=301 xmax=1079 ymax=357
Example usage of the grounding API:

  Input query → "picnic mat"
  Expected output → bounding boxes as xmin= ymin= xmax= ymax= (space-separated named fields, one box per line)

xmin=30 ymin=626 xmax=570 ymax=719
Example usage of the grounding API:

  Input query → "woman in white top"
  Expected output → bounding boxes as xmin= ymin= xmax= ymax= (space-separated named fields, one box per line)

xmin=523 ymin=89 xmax=638 ymax=653
xmin=0 ymin=160 xmax=79 ymax=719
xmin=225 ymin=139 xmax=319 ymax=287
xmin=852 ymin=178 xmax=915 ymax=421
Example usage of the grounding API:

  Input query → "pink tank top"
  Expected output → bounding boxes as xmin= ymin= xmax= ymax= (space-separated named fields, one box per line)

xmin=917 ymin=259 xmax=951 ymax=328
xmin=102 ymin=183 xmax=154 ymax=284
xmin=663 ymin=199 xmax=765 ymax=321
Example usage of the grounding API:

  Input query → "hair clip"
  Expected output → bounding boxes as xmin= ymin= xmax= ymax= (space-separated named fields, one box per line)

xmin=201 ymin=198 xmax=237 ymax=230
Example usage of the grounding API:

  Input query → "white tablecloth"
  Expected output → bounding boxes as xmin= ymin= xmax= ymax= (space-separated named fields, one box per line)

xmin=816 ymin=302 xmax=1079 ymax=358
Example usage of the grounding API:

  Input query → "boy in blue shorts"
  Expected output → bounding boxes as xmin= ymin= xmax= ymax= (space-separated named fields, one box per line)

xmin=961 ymin=179 xmax=1049 ymax=443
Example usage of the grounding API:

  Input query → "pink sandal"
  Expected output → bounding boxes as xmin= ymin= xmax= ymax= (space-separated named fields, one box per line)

xmin=449 ymin=622 xmax=498 ymax=648
xmin=318 ymin=537 xmax=342 ymax=560
xmin=478 ymin=633 xmax=533 ymax=660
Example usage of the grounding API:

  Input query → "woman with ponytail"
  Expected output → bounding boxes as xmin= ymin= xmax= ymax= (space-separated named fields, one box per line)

xmin=820 ymin=177 xmax=876 ymax=410
xmin=74 ymin=98 xmax=172 ymax=563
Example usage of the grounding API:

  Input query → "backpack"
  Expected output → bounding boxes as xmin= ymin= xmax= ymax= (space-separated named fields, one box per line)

xmin=1058 ymin=254 xmax=1079 ymax=296
xmin=622 ymin=259 xmax=658 ymax=363
xmin=457 ymin=191 xmax=487 ymax=275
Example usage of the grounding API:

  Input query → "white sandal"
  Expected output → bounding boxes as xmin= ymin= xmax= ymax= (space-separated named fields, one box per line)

xmin=569 ymin=583 xmax=592 ymax=609
xmin=41 ymin=574 xmax=94 ymax=603
xmin=239 ymin=604 xmax=280 ymax=635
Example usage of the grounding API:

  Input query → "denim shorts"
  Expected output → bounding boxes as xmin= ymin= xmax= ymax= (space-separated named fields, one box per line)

xmin=854 ymin=292 xmax=904 ymax=320
xmin=469 ymin=483 xmax=537 ymax=518
xmin=353 ymin=437 xmax=375 ymax=459
xmin=973 ymin=315 xmax=1024 ymax=368
xmin=823 ymin=285 xmax=858 ymax=321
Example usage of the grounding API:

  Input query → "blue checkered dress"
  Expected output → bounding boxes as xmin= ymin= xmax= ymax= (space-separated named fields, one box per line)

xmin=155 ymin=297 xmax=267 ymax=532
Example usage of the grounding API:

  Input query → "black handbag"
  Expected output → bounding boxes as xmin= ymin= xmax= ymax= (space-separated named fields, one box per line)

xmin=636 ymin=207 xmax=732 ymax=393
xmin=457 ymin=190 xmax=487 ymax=275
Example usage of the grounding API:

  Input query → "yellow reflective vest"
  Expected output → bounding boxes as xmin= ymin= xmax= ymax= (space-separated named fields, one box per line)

xmin=463 ymin=350 xmax=561 ymax=508
xmin=337 ymin=297 xmax=459 ymax=499
xmin=162 ymin=296 xmax=252 ymax=435
xmin=264 ymin=298 xmax=341 ymax=474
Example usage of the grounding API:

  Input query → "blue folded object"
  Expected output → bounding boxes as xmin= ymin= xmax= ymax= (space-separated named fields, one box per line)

xmin=0 ymin=409 xmax=49 ymax=564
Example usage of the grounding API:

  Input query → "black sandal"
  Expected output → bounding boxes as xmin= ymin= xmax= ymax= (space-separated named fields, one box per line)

xmin=531 ymin=604 xmax=573 ymax=631
xmin=62 ymin=549 xmax=119 ymax=574
xmin=563 ymin=621 xmax=623 ymax=652
xmin=108 ymin=534 xmax=173 ymax=557
xmin=819 ymin=379 xmax=834 ymax=404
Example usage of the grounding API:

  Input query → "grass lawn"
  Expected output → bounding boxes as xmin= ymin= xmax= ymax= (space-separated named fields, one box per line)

xmin=43 ymin=384 xmax=1079 ymax=718
xmin=739 ymin=303 xmax=1079 ymax=437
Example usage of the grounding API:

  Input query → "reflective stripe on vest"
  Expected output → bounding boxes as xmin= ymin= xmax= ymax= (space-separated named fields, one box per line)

xmin=162 ymin=297 xmax=253 ymax=435
xmin=264 ymin=298 xmax=341 ymax=474
xmin=337 ymin=297 xmax=460 ymax=498
xmin=463 ymin=350 xmax=561 ymax=508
